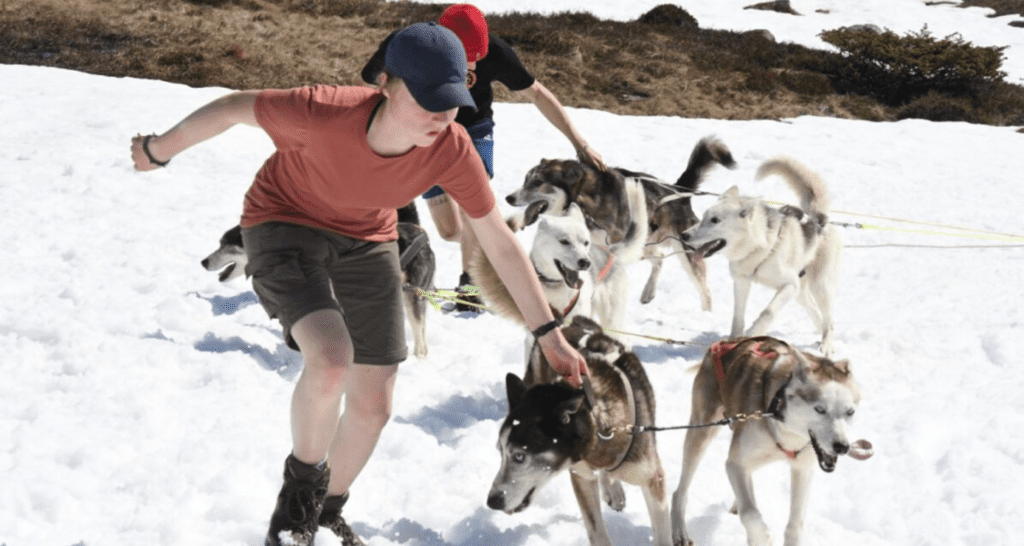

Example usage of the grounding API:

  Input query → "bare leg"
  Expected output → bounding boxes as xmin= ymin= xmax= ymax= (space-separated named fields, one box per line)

xmin=288 ymin=309 xmax=399 ymax=497
xmin=426 ymin=194 xmax=461 ymax=243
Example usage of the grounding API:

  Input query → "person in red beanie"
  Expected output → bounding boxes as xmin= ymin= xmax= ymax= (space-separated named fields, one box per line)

xmin=362 ymin=3 xmax=607 ymax=311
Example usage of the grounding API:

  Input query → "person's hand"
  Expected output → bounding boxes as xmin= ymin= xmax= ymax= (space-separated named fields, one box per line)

xmin=131 ymin=133 xmax=169 ymax=171
xmin=577 ymin=145 xmax=608 ymax=172
xmin=537 ymin=329 xmax=589 ymax=387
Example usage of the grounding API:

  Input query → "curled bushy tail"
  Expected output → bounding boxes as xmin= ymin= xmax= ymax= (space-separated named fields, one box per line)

xmin=676 ymin=136 xmax=737 ymax=191
xmin=755 ymin=156 xmax=831 ymax=215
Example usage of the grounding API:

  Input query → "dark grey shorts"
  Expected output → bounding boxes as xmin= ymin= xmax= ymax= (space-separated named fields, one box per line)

xmin=241 ymin=222 xmax=407 ymax=364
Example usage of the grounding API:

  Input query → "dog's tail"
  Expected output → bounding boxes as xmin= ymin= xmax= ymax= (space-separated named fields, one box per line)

xmin=675 ymin=136 xmax=737 ymax=191
xmin=608 ymin=178 xmax=650 ymax=263
xmin=755 ymin=156 xmax=831 ymax=215
xmin=466 ymin=228 xmax=563 ymax=330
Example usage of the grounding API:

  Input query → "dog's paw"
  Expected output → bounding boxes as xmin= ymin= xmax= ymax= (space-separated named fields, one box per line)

xmin=600 ymin=474 xmax=626 ymax=511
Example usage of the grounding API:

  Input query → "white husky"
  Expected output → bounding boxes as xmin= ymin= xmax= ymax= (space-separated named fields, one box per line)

xmin=682 ymin=157 xmax=842 ymax=356
xmin=514 ymin=178 xmax=649 ymax=338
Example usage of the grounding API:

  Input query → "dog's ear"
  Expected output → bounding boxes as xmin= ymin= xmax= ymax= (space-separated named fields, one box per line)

xmin=722 ymin=185 xmax=741 ymax=199
xmin=505 ymin=373 xmax=527 ymax=407
xmin=832 ymin=359 xmax=851 ymax=375
xmin=557 ymin=393 xmax=586 ymax=425
xmin=523 ymin=200 xmax=549 ymax=226
xmin=566 ymin=203 xmax=586 ymax=223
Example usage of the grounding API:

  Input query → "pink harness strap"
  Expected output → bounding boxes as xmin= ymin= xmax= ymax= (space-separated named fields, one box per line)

xmin=596 ymin=251 xmax=616 ymax=282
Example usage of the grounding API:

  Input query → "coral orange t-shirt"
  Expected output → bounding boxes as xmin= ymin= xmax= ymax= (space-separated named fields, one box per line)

xmin=241 ymin=85 xmax=494 ymax=242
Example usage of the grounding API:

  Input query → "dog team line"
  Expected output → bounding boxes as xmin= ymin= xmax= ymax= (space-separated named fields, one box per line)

xmin=203 ymin=137 xmax=873 ymax=546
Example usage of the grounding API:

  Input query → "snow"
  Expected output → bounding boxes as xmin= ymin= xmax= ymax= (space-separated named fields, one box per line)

xmin=3 ymin=1 xmax=1024 ymax=545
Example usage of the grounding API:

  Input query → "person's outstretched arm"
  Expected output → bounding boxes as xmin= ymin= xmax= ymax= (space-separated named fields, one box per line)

xmin=518 ymin=81 xmax=607 ymax=171
xmin=131 ymin=90 xmax=262 ymax=171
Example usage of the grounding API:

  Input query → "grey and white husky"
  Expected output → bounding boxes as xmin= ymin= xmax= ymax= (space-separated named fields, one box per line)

xmin=671 ymin=336 xmax=867 ymax=546
xmin=682 ymin=157 xmax=842 ymax=356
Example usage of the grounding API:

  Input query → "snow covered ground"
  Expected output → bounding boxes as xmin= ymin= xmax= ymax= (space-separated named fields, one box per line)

xmin=3 ymin=1 xmax=1024 ymax=545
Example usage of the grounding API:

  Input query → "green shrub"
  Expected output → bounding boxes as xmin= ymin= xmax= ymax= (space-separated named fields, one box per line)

xmin=779 ymin=70 xmax=833 ymax=95
xmin=820 ymin=25 xmax=1007 ymax=105
xmin=896 ymin=91 xmax=977 ymax=122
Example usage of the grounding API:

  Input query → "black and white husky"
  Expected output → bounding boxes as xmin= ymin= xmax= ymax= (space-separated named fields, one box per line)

xmin=486 ymin=318 xmax=672 ymax=546
xmin=682 ymin=157 xmax=842 ymax=356
xmin=468 ymin=225 xmax=672 ymax=545
xmin=506 ymin=137 xmax=736 ymax=310
xmin=200 ymin=204 xmax=436 ymax=358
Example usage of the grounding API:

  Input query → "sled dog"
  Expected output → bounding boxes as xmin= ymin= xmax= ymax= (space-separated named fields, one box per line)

xmin=468 ymin=230 xmax=672 ymax=546
xmin=681 ymin=157 xmax=841 ymax=356
xmin=201 ymin=204 xmax=437 ymax=358
xmin=487 ymin=319 xmax=672 ymax=546
xmin=509 ymin=177 xmax=649 ymax=338
xmin=506 ymin=136 xmax=735 ymax=310
xmin=671 ymin=336 xmax=863 ymax=546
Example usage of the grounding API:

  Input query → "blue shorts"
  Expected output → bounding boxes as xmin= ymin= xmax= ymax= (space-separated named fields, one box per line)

xmin=423 ymin=118 xmax=494 ymax=199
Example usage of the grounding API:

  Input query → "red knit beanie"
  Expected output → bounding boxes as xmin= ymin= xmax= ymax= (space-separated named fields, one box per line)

xmin=439 ymin=4 xmax=489 ymax=62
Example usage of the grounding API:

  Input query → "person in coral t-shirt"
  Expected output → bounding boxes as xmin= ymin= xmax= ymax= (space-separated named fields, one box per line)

xmin=130 ymin=22 xmax=587 ymax=546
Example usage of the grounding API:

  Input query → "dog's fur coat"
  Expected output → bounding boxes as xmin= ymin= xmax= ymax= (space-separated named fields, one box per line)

xmin=682 ymin=157 xmax=842 ymax=356
xmin=200 ymin=204 xmax=437 ymax=358
xmin=505 ymin=137 xmax=736 ymax=310
xmin=670 ymin=336 xmax=861 ymax=546
xmin=469 ymin=230 xmax=671 ymax=545
xmin=508 ymin=178 xmax=649 ymax=338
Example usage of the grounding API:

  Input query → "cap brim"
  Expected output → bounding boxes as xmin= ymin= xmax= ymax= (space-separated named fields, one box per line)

xmin=408 ymin=80 xmax=477 ymax=113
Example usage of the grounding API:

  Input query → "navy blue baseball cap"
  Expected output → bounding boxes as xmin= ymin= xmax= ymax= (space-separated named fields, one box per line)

xmin=384 ymin=22 xmax=477 ymax=113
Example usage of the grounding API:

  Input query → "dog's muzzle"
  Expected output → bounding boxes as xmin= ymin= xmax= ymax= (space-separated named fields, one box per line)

xmin=809 ymin=432 xmax=846 ymax=473
xmin=486 ymin=487 xmax=534 ymax=514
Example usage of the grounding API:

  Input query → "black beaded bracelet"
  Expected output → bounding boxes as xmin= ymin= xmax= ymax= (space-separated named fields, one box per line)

xmin=142 ymin=134 xmax=170 ymax=167
xmin=531 ymin=319 xmax=562 ymax=339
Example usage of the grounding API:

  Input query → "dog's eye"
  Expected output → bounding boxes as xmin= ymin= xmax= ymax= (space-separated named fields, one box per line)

xmin=814 ymin=406 xmax=826 ymax=414
xmin=512 ymin=453 xmax=526 ymax=464
xmin=709 ymin=217 xmax=720 ymax=225
xmin=846 ymin=409 xmax=855 ymax=418
xmin=560 ymin=239 xmax=571 ymax=246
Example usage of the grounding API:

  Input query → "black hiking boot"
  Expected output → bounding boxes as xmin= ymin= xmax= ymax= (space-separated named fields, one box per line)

xmin=318 ymin=491 xmax=366 ymax=546
xmin=454 ymin=271 xmax=484 ymax=313
xmin=264 ymin=454 xmax=330 ymax=546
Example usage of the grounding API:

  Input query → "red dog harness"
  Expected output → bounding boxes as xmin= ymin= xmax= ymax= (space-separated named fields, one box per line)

xmin=709 ymin=339 xmax=802 ymax=459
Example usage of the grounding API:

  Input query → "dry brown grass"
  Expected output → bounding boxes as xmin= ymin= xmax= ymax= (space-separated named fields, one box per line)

xmin=2 ymin=0 xmax=1022 ymax=123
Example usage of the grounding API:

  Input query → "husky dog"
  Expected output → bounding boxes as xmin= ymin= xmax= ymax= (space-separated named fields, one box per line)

xmin=506 ymin=137 xmax=735 ymax=310
xmin=510 ymin=178 xmax=649 ymax=337
xmin=682 ymin=157 xmax=841 ymax=356
xmin=487 ymin=318 xmax=672 ymax=546
xmin=201 ymin=204 xmax=437 ymax=358
xmin=468 ymin=226 xmax=672 ymax=546
xmin=671 ymin=336 xmax=864 ymax=546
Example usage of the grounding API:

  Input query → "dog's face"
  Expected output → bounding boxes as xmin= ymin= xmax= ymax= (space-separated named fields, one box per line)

xmin=201 ymin=226 xmax=247 ymax=282
xmin=783 ymin=355 xmax=860 ymax=473
xmin=682 ymin=186 xmax=760 ymax=259
xmin=530 ymin=203 xmax=592 ymax=289
xmin=487 ymin=374 xmax=587 ymax=514
xmin=506 ymin=159 xmax=582 ymax=212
